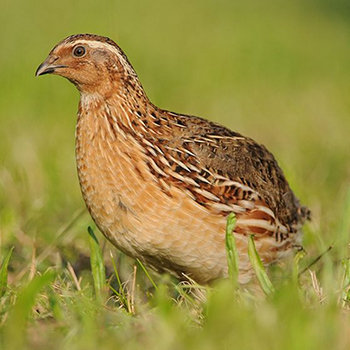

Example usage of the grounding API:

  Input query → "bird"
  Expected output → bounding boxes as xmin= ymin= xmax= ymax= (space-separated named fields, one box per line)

xmin=36 ymin=34 xmax=310 ymax=285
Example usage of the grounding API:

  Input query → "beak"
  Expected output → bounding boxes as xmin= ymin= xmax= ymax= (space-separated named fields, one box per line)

xmin=35 ymin=57 xmax=67 ymax=77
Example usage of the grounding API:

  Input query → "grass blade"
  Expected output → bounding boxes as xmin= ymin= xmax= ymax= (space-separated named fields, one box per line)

xmin=136 ymin=258 xmax=158 ymax=290
xmin=293 ymin=249 xmax=306 ymax=284
xmin=298 ymin=245 xmax=333 ymax=277
xmin=248 ymin=235 xmax=275 ymax=295
xmin=341 ymin=258 xmax=350 ymax=306
xmin=109 ymin=251 xmax=128 ymax=307
xmin=225 ymin=213 xmax=239 ymax=286
xmin=0 ymin=247 xmax=14 ymax=298
xmin=87 ymin=226 xmax=106 ymax=300
xmin=4 ymin=271 xmax=55 ymax=349
xmin=338 ymin=188 xmax=350 ymax=243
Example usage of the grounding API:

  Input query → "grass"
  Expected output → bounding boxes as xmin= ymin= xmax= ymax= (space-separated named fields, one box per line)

xmin=1 ymin=0 xmax=350 ymax=349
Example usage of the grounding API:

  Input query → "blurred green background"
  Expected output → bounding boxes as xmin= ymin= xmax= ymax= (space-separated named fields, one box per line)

xmin=1 ymin=0 xmax=350 ymax=241
xmin=0 ymin=0 xmax=350 ymax=349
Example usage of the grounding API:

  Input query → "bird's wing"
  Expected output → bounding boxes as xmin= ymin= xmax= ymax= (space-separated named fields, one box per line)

xmin=142 ymin=114 xmax=309 ymax=240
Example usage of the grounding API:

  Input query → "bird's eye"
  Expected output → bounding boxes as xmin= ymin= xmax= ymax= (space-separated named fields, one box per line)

xmin=72 ymin=46 xmax=86 ymax=58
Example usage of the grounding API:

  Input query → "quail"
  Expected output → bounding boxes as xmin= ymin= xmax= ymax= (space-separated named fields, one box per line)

xmin=36 ymin=34 xmax=310 ymax=284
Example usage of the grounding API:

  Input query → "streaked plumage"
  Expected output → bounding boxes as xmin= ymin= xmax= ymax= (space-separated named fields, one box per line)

xmin=36 ymin=34 xmax=310 ymax=284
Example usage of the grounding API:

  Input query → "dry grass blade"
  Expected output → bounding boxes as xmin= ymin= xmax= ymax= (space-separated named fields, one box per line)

xmin=67 ymin=262 xmax=82 ymax=291
xmin=309 ymin=270 xmax=325 ymax=303
xmin=130 ymin=264 xmax=137 ymax=314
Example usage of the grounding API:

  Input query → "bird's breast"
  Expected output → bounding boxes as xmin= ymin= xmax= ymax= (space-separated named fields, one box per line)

xmin=74 ymin=108 xmax=294 ymax=284
xmin=74 ymin=110 xmax=239 ymax=282
xmin=76 ymin=111 xmax=154 ymax=251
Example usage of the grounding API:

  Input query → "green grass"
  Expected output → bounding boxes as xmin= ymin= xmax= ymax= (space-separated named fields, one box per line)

xmin=1 ymin=0 xmax=350 ymax=348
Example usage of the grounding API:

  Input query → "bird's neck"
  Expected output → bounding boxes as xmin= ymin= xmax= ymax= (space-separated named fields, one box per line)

xmin=77 ymin=86 xmax=166 ymax=140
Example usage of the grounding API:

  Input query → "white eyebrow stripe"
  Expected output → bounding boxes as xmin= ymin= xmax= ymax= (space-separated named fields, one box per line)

xmin=67 ymin=40 xmax=132 ymax=73
xmin=68 ymin=40 xmax=109 ymax=48
xmin=68 ymin=40 xmax=121 ymax=55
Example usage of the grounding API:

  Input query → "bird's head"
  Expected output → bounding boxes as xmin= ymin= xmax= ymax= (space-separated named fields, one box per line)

xmin=36 ymin=34 xmax=140 ymax=95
